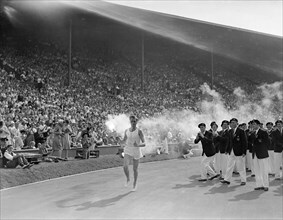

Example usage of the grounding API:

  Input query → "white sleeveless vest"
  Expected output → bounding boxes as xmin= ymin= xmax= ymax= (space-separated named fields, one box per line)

xmin=124 ymin=128 xmax=143 ymax=159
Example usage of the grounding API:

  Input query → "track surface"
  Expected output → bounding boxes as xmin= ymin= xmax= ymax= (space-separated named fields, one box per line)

xmin=1 ymin=158 xmax=282 ymax=219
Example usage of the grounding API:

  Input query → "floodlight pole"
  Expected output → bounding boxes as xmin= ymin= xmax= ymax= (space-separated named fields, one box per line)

xmin=141 ymin=31 xmax=144 ymax=92
xmin=68 ymin=19 xmax=72 ymax=87
xmin=281 ymin=70 xmax=283 ymax=118
xmin=211 ymin=47 xmax=214 ymax=89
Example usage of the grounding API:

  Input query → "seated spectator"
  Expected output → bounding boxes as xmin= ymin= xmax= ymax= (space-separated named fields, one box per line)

xmin=38 ymin=142 xmax=52 ymax=162
xmin=0 ymin=137 xmax=9 ymax=157
xmin=38 ymin=143 xmax=49 ymax=156
xmin=23 ymin=140 xmax=36 ymax=149
xmin=2 ymin=145 xmax=33 ymax=169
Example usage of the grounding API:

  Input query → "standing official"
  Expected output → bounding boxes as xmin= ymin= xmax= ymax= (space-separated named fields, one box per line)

xmin=251 ymin=120 xmax=270 ymax=191
xmin=221 ymin=118 xmax=248 ymax=185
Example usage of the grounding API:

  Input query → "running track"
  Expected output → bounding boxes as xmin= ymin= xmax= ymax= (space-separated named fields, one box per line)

xmin=1 ymin=158 xmax=282 ymax=219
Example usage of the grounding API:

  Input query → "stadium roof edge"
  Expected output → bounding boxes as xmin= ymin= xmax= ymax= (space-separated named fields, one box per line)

xmin=3 ymin=0 xmax=283 ymax=78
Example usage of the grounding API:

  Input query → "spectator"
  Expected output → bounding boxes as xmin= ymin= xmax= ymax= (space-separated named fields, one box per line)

xmin=51 ymin=120 xmax=63 ymax=158
xmin=62 ymin=120 xmax=72 ymax=159
xmin=81 ymin=132 xmax=91 ymax=159
xmin=2 ymin=145 xmax=33 ymax=169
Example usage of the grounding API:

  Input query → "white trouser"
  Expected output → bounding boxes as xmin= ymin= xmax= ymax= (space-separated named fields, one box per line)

xmin=200 ymin=155 xmax=217 ymax=179
xmin=245 ymin=151 xmax=249 ymax=169
xmin=224 ymin=150 xmax=246 ymax=182
xmin=246 ymin=151 xmax=255 ymax=175
xmin=253 ymin=156 xmax=269 ymax=188
xmin=274 ymin=152 xmax=283 ymax=178
xmin=268 ymin=150 xmax=275 ymax=174
xmin=215 ymin=153 xmax=227 ymax=176
xmin=214 ymin=152 xmax=221 ymax=174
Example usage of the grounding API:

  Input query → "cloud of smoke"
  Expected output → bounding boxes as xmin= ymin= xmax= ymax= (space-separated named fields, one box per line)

xmin=105 ymin=114 xmax=130 ymax=136
xmin=105 ymin=82 xmax=282 ymax=154
xmin=233 ymin=87 xmax=246 ymax=99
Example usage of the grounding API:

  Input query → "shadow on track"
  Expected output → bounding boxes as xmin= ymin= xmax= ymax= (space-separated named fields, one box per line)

xmin=56 ymin=191 xmax=133 ymax=211
xmin=228 ymin=190 xmax=264 ymax=201
xmin=172 ymin=175 xmax=220 ymax=189
xmin=204 ymin=184 xmax=242 ymax=195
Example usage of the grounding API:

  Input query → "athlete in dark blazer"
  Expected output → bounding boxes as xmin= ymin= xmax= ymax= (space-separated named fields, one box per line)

xmin=194 ymin=129 xmax=216 ymax=157
xmin=266 ymin=122 xmax=275 ymax=175
xmin=273 ymin=120 xmax=283 ymax=180
xmin=215 ymin=120 xmax=230 ymax=179
xmin=217 ymin=128 xmax=230 ymax=154
xmin=221 ymin=118 xmax=247 ymax=185
xmin=251 ymin=119 xmax=270 ymax=191
xmin=227 ymin=127 xmax=248 ymax=156
xmin=272 ymin=128 xmax=283 ymax=153
xmin=251 ymin=128 xmax=270 ymax=159
xmin=195 ymin=123 xmax=218 ymax=181
xmin=245 ymin=123 xmax=256 ymax=175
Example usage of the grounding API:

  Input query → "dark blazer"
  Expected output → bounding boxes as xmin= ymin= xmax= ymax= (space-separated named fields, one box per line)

xmin=194 ymin=130 xmax=215 ymax=157
xmin=272 ymin=129 xmax=283 ymax=153
xmin=251 ymin=129 xmax=270 ymax=159
xmin=210 ymin=129 xmax=221 ymax=153
xmin=245 ymin=129 xmax=255 ymax=153
xmin=227 ymin=127 xmax=248 ymax=156
xmin=266 ymin=129 xmax=275 ymax=150
xmin=216 ymin=129 xmax=230 ymax=154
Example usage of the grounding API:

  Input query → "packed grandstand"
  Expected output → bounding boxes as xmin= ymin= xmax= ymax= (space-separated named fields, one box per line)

xmin=0 ymin=1 xmax=282 ymax=163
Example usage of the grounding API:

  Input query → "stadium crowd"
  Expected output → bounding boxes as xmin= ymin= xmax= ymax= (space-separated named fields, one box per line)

xmin=0 ymin=33 xmax=281 ymax=172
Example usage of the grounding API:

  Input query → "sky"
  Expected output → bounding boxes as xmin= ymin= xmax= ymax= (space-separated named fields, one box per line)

xmin=106 ymin=0 xmax=283 ymax=37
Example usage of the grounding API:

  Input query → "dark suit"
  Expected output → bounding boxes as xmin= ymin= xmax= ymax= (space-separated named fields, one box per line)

xmin=245 ymin=129 xmax=256 ymax=174
xmin=214 ymin=129 xmax=230 ymax=176
xmin=209 ymin=129 xmax=221 ymax=153
xmin=224 ymin=127 xmax=247 ymax=183
xmin=272 ymin=128 xmax=283 ymax=178
xmin=246 ymin=129 xmax=255 ymax=153
xmin=251 ymin=128 xmax=270 ymax=188
xmin=227 ymin=128 xmax=248 ymax=156
xmin=217 ymin=129 xmax=230 ymax=154
xmin=266 ymin=129 xmax=275 ymax=174
xmin=251 ymin=129 xmax=269 ymax=159
xmin=267 ymin=129 xmax=275 ymax=150
xmin=272 ymin=129 xmax=283 ymax=153
xmin=194 ymin=130 xmax=217 ymax=179
xmin=194 ymin=130 xmax=215 ymax=157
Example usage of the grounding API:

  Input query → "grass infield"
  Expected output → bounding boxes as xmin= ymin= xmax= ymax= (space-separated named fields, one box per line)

xmin=0 ymin=153 xmax=179 ymax=190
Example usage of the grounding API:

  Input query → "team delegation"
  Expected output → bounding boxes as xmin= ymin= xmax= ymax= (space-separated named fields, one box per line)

xmin=195 ymin=118 xmax=283 ymax=191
